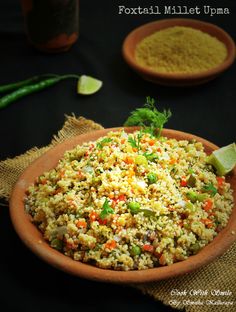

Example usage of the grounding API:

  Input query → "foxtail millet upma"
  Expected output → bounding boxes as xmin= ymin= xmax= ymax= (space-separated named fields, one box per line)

xmin=25 ymin=130 xmax=234 ymax=270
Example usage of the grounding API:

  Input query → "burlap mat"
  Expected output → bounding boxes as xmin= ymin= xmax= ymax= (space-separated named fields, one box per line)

xmin=0 ymin=115 xmax=235 ymax=312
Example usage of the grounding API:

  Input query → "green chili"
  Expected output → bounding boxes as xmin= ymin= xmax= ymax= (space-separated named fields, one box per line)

xmin=0 ymin=74 xmax=80 ymax=109
xmin=0 ymin=74 xmax=59 ymax=94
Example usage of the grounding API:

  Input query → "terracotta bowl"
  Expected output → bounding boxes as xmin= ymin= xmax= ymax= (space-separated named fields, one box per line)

xmin=122 ymin=18 xmax=236 ymax=86
xmin=10 ymin=128 xmax=236 ymax=283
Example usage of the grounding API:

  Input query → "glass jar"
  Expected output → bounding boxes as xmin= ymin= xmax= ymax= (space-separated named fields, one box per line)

xmin=21 ymin=0 xmax=79 ymax=53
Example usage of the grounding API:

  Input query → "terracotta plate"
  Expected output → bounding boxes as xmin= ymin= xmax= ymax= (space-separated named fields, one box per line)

xmin=9 ymin=128 xmax=236 ymax=283
xmin=122 ymin=18 xmax=236 ymax=86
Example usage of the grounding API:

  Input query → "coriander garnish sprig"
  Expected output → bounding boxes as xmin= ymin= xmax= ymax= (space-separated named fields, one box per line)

xmin=128 ymin=131 xmax=142 ymax=151
xmin=124 ymin=96 xmax=172 ymax=138
xmin=97 ymin=138 xmax=112 ymax=150
xmin=202 ymin=183 xmax=218 ymax=197
xmin=100 ymin=198 xmax=114 ymax=220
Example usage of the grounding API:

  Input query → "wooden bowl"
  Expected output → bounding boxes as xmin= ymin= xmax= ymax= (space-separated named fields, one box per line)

xmin=9 ymin=128 xmax=236 ymax=283
xmin=122 ymin=18 xmax=236 ymax=86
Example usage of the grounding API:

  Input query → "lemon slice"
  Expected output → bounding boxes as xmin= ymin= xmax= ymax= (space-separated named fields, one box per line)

xmin=77 ymin=75 xmax=103 ymax=95
xmin=207 ymin=143 xmax=236 ymax=176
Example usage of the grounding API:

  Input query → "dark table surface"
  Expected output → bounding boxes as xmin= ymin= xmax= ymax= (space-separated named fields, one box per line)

xmin=0 ymin=1 xmax=235 ymax=311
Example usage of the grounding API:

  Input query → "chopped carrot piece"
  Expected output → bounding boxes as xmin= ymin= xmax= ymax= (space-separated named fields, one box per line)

xmin=203 ymin=199 xmax=213 ymax=212
xmin=216 ymin=176 xmax=225 ymax=188
xmin=76 ymin=220 xmax=87 ymax=228
xmin=89 ymin=212 xmax=98 ymax=222
xmin=178 ymin=220 xmax=184 ymax=227
xmin=201 ymin=218 xmax=213 ymax=228
xmin=98 ymin=218 xmax=107 ymax=225
xmin=143 ymin=244 xmax=154 ymax=253
xmin=59 ymin=170 xmax=65 ymax=178
xmin=112 ymin=194 xmax=127 ymax=207
xmin=68 ymin=199 xmax=76 ymax=208
xmin=121 ymin=138 xmax=126 ymax=144
xmin=111 ymin=200 xmax=116 ymax=208
xmin=169 ymin=158 xmax=177 ymax=165
xmin=105 ymin=240 xmax=116 ymax=250
xmin=108 ymin=193 xmax=115 ymax=199
xmin=118 ymin=194 xmax=126 ymax=202
xmin=180 ymin=176 xmax=187 ymax=187
xmin=89 ymin=144 xmax=94 ymax=151
xmin=125 ymin=156 xmax=134 ymax=164
xmin=53 ymin=188 xmax=62 ymax=195
xmin=159 ymin=254 xmax=166 ymax=265
xmin=149 ymin=139 xmax=155 ymax=146
xmin=126 ymin=170 xmax=135 ymax=178
xmin=209 ymin=212 xmax=216 ymax=217
xmin=77 ymin=170 xmax=84 ymax=178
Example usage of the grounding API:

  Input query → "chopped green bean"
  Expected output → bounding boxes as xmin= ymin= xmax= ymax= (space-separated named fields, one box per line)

xmin=186 ymin=191 xmax=198 ymax=203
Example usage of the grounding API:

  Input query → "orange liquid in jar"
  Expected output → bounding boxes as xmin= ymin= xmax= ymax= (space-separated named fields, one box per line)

xmin=21 ymin=0 xmax=79 ymax=53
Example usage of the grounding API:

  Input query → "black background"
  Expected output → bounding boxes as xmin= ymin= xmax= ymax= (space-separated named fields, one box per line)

xmin=0 ymin=1 xmax=235 ymax=311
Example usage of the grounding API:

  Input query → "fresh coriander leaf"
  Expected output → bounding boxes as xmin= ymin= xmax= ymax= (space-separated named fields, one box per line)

xmin=97 ymin=138 xmax=112 ymax=150
xmin=102 ymin=138 xmax=112 ymax=143
xmin=124 ymin=97 xmax=172 ymax=138
xmin=128 ymin=136 xmax=138 ymax=149
xmin=142 ymin=126 xmax=156 ymax=137
xmin=100 ymin=198 xmax=114 ymax=219
xmin=202 ymin=183 xmax=217 ymax=197
xmin=137 ymin=131 xmax=143 ymax=150
xmin=128 ymin=131 xmax=143 ymax=150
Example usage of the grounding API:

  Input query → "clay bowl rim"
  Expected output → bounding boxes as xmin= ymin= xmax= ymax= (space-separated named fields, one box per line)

xmin=9 ymin=127 xmax=236 ymax=284
xmin=122 ymin=18 xmax=236 ymax=85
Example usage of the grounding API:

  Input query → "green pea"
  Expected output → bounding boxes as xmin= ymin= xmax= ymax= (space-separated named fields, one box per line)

xmin=147 ymin=172 xmax=157 ymax=184
xmin=130 ymin=245 xmax=141 ymax=256
xmin=127 ymin=202 xmax=140 ymax=214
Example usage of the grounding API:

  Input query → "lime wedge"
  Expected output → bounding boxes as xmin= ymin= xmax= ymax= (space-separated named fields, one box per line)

xmin=77 ymin=75 xmax=103 ymax=95
xmin=207 ymin=143 xmax=236 ymax=176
